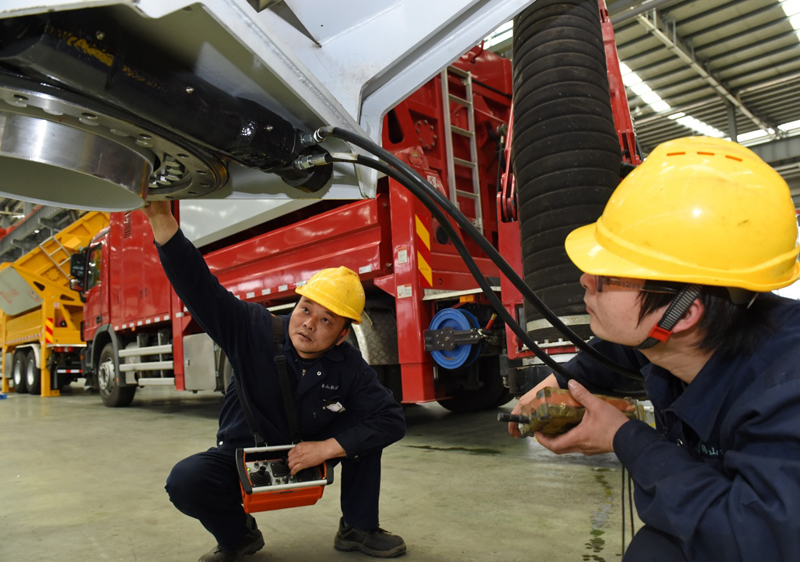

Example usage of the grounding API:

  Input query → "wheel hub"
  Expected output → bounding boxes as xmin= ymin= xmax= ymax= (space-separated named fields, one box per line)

xmin=25 ymin=359 xmax=36 ymax=387
xmin=0 ymin=75 xmax=228 ymax=211
xmin=98 ymin=360 xmax=115 ymax=392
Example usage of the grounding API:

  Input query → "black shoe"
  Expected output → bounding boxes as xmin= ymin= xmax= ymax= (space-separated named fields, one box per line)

xmin=334 ymin=518 xmax=406 ymax=558
xmin=198 ymin=514 xmax=265 ymax=562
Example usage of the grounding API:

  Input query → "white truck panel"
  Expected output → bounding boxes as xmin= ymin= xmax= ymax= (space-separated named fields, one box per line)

xmin=0 ymin=0 xmax=530 ymax=210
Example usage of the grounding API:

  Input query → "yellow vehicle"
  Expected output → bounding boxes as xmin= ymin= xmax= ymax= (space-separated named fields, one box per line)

xmin=0 ymin=212 xmax=109 ymax=396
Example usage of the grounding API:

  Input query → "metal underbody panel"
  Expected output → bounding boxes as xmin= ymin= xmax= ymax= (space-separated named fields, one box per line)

xmin=0 ymin=0 xmax=531 ymax=212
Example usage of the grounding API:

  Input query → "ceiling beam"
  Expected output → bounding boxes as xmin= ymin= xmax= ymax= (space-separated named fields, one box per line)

xmin=610 ymin=0 xmax=676 ymax=26
xmin=748 ymin=135 xmax=800 ymax=168
xmin=634 ymin=8 xmax=777 ymax=138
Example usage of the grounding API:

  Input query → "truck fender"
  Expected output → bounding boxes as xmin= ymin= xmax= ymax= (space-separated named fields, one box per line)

xmin=90 ymin=325 xmax=122 ymax=377
xmin=10 ymin=344 xmax=41 ymax=368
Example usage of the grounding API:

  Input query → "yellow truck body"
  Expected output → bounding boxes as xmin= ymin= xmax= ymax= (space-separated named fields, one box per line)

xmin=1 ymin=212 xmax=109 ymax=396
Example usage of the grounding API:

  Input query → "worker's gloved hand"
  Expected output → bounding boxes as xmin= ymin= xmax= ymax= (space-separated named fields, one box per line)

xmin=534 ymin=379 xmax=630 ymax=456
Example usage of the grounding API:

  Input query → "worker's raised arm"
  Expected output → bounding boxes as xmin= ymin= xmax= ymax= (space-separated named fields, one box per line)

xmin=140 ymin=200 xmax=250 ymax=357
xmin=141 ymin=200 xmax=179 ymax=245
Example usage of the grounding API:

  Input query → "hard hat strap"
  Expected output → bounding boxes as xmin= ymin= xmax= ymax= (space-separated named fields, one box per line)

xmin=636 ymin=284 xmax=702 ymax=350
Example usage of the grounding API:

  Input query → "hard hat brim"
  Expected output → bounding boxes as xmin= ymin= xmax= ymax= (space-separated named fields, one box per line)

xmin=565 ymin=222 xmax=657 ymax=279
xmin=565 ymin=222 xmax=800 ymax=292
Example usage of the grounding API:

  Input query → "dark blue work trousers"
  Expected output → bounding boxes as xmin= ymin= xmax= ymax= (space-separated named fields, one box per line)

xmin=165 ymin=447 xmax=381 ymax=551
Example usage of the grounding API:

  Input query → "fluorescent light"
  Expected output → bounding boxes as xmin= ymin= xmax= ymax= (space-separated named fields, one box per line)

xmin=622 ymin=72 xmax=643 ymax=87
xmin=668 ymin=112 xmax=686 ymax=120
xmin=676 ymin=116 xmax=725 ymax=137
xmin=641 ymin=91 xmax=663 ymax=104
xmin=781 ymin=0 xmax=800 ymax=18
xmin=736 ymin=130 xmax=769 ymax=142
xmin=779 ymin=119 xmax=800 ymax=131
xmin=619 ymin=62 xmax=671 ymax=114
xmin=651 ymin=100 xmax=671 ymax=113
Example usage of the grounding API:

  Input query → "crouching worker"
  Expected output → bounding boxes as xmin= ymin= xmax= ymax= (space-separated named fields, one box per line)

xmin=142 ymin=201 xmax=407 ymax=561
xmin=509 ymin=137 xmax=800 ymax=561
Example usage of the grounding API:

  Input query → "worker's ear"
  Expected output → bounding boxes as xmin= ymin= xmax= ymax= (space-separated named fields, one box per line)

xmin=334 ymin=327 xmax=350 ymax=346
xmin=671 ymin=297 xmax=705 ymax=335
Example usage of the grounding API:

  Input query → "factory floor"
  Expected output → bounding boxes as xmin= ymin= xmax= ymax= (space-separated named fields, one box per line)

xmin=0 ymin=384 xmax=641 ymax=562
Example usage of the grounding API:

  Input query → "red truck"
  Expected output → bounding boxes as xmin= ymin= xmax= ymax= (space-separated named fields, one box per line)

xmin=71 ymin=46 xmax=518 ymax=410
xmin=69 ymin=0 xmax=638 ymax=412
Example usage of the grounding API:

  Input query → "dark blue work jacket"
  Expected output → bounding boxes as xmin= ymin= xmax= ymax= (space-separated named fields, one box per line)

xmin=157 ymin=229 xmax=406 ymax=457
xmin=557 ymin=294 xmax=800 ymax=561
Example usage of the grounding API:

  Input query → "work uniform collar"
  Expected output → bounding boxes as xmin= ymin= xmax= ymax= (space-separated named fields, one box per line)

xmin=645 ymin=350 xmax=733 ymax=443
xmin=281 ymin=315 xmax=349 ymax=398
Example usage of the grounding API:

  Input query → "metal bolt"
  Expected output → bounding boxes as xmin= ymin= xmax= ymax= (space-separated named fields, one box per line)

xmin=265 ymin=125 xmax=274 ymax=132
xmin=185 ymin=86 xmax=194 ymax=94
xmin=96 ymin=31 xmax=105 ymax=41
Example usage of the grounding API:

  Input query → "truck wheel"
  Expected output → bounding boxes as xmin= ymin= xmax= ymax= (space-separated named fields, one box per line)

xmin=97 ymin=343 xmax=136 ymax=407
xmin=12 ymin=351 xmax=28 ymax=393
xmin=25 ymin=350 xmax=42 ymax=395
xmin=437 ymin=357 xmax=508 ymax=413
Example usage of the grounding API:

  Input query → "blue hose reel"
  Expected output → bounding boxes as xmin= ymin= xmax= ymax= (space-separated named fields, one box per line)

xmin=428 ymin=308 xmax=482 ymax=369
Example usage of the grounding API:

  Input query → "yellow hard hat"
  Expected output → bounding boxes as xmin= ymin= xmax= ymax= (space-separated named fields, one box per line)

xmin=295 ymin=267 xmax=365 ymax=324
xmin=565 ymin=136 xmax=800 ymax=292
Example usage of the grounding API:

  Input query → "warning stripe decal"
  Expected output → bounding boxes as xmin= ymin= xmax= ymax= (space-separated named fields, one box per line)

xmin=45 ymin=318 xmax=54 ymax=344
xmin=415 ymin=215 xmax=433 ymax=288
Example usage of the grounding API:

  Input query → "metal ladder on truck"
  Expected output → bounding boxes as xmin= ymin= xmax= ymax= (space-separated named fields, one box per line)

xmin=38 ymin=235 xmax=72 ymax=281
xmin=440 ymin=65 xmax=483 ymax=234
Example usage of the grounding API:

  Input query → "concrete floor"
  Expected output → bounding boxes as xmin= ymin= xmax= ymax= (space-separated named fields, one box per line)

xmin=0 ymin=384 xmax=641 ymax=562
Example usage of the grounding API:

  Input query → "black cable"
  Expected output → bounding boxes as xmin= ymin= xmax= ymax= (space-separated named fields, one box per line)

xmin=329 ymin=154 xmax=575 ymax=379
xmin=628 ymin=473 xmax=635 ymax=543
xmin=314 ymin=151 xmax=642 ymax=393
xmin=320 ymin=126 xmax=642 ymax=382
xmin=621 ymin=467 xmax=627 ymax=556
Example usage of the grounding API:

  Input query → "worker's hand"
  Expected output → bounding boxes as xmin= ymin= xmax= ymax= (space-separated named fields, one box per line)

xmin=140 ymin=200 xmax=172 ymax=220
xmin=508 ymin=373 xmax=558 ymax=438
xmin=287 ymin=438 xmax=345 ymax=475
xmin=534 ymin=379 xmax=630 ymax=455
xmin=140 ymin=200 xmax=179 ymax=245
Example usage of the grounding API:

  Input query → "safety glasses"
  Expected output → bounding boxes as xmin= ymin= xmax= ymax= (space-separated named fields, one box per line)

xmin=595 ymin=275 xmax=679 ymax=295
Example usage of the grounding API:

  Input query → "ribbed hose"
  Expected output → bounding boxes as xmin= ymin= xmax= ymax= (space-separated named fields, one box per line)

xmin=512 ymin=0 xmax=621 ymax=341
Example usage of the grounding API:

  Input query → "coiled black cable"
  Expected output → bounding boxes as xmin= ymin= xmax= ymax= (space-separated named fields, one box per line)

xmin=333 ymin=153 xmax=574 ymax=379
xmin=308 ymin=126 xmax=642 ymax=382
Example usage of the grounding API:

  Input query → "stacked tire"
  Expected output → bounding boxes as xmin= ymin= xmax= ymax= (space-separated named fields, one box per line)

xmin=512 ymin=0 xmax=621 ymax=341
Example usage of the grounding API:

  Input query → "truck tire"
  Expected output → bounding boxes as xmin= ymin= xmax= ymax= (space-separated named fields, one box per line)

xmin=97 ymin=343 xmax=136 ymax=407
xmin=25 ymin=350 xmax=42 ymax=395
xmin=436 ymin=357 xmax=509 ymax=413
xmin=12 ymin=351 xmax=28 ymax=393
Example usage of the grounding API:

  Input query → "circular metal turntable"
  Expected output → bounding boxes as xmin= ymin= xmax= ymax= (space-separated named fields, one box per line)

xmin=0 ymin=74 xmax=228 ymax=211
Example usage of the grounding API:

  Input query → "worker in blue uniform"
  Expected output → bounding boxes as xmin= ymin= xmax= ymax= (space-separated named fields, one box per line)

xmin=509 ymin=137 xmax=800 ymax=561
xmin=143 ymin=201 xmax=407 ymax=562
